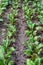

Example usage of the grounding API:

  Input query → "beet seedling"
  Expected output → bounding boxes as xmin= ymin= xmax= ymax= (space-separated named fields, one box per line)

xmin=0 ymin=0 xmax=9 ymax=22
xmin=0 ymin=0 xmax=9 ymax=15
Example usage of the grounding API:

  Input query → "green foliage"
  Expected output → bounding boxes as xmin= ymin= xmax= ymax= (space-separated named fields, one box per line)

xmin=26 ymin=56 xmax=41 ymax=65
xmin=0 ymin=18 xmax=3 ymax=22
xmin=0 ymin=0 xmax=8 ymax=15
xmin=23 ymin=0 xmax=43 ymax=65
xmin=7 ymin=14 xmax=14 ymax=24
xmin=26 ymin=59 xmax=35 ymax=65
xmin=24 ymin=41 xmax=43 ymax=56
xmin=12 ymin=0 xmax=19 ymax=9
xmin=0 ymin=46 xmax=4 ymax=60
xmin=0 ymin=0 xmax=18 ymax=64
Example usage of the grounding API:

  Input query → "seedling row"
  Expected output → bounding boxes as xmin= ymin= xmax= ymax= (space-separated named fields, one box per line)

xmin=23 ymin=0 xmax=43 ymax=65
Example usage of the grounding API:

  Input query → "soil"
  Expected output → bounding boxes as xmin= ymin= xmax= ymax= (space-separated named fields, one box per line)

xmin=13 ymin=1 xmax=27 ymax=65
xmin=0 ymin=1 xmax=43 ymax=65
xmin=14 ymin=10 xmax=26 ymax=65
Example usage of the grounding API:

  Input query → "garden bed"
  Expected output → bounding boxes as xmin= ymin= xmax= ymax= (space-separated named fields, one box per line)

xmin=0 ymin=0 xmax=43 ymax=65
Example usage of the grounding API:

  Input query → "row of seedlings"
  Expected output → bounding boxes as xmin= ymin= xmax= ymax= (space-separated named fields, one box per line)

xmin=0 ymin=0 xmax=19 ymax=65
xmin=23 ymin=0 xmax=43 ymax=65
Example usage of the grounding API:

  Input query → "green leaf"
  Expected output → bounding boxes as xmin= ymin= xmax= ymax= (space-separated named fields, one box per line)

xmin=8 ymin=61 xmax=14 ymax=65
xmin=23 ymin=0 xmax=29 ymax=3
xmin=25 ymin=30 xmax=31 ymax=36
xmin=0 ymin=60 xmax=4 ymax=65
xmin=34 ymin=41 xmax=39 ymax=45
xmin=0 ymin=46 xmax=4 ymax=60
xmin=3 ymin=37 xmax=10 ymax=49
xmin=10 ymin=47 xmax=15 ymax=52
xmin=41 ymin=57 xmax=43 ymax=62
xmin=7 ymin=13 xmax=14 ymax=24
xmin=8 ymin=31 xmax=12 ymax=37
xmin=34 ymin=36 xmax=38 ymax=41
xmin=33 ymin=31 xmax=37 ymax=36
xmin=24 ymin=49 xmax=31 ymax=56
xmin=36 ymin=44 xmax=43 ymax=49
xmin=8 ymin=25 xmax=16 ymax=33
xmin=27 ymin=20 xmax=32 ymax=29
xmin=29 ymin=34 xmax=34 ymax=42
xmin=26 ymin=59 xmax=35 ymax=65
xmin=0 ymin=18 xmax=3 ymax=21
xmin=40 ymin=10 xmax=43 ymax=16
xmin=0 ymin=8 xmax=3 ymax=15
xmin=38 ymin=15 xmax=43 ymax=24
xmin=35 ymin=57 xmax=40 ymax=65
xmin=6 ymin=47 xmax=15 ymax=57
xmin=27 ymin=20 xmax=35 ymax=29
xmin=36 ymin=44 xmax=43 ymax=54
xmin=36 ymin=26 xmax=43 ymax=30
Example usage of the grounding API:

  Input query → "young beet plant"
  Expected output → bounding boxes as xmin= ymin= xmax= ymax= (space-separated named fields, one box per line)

xmin=23 ymin=1 xmax=43 ymax=65
xmin=0 ymin=0 xmax=9 ymax=15
xmin=0 ymin=0 xmax=9 ymax=22
xmin=12 ymin=0 xmax=19 ymax=18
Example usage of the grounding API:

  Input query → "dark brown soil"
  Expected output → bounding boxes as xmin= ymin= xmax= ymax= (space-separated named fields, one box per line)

xmin=13 ymin=1 xmax=27 ymax=65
